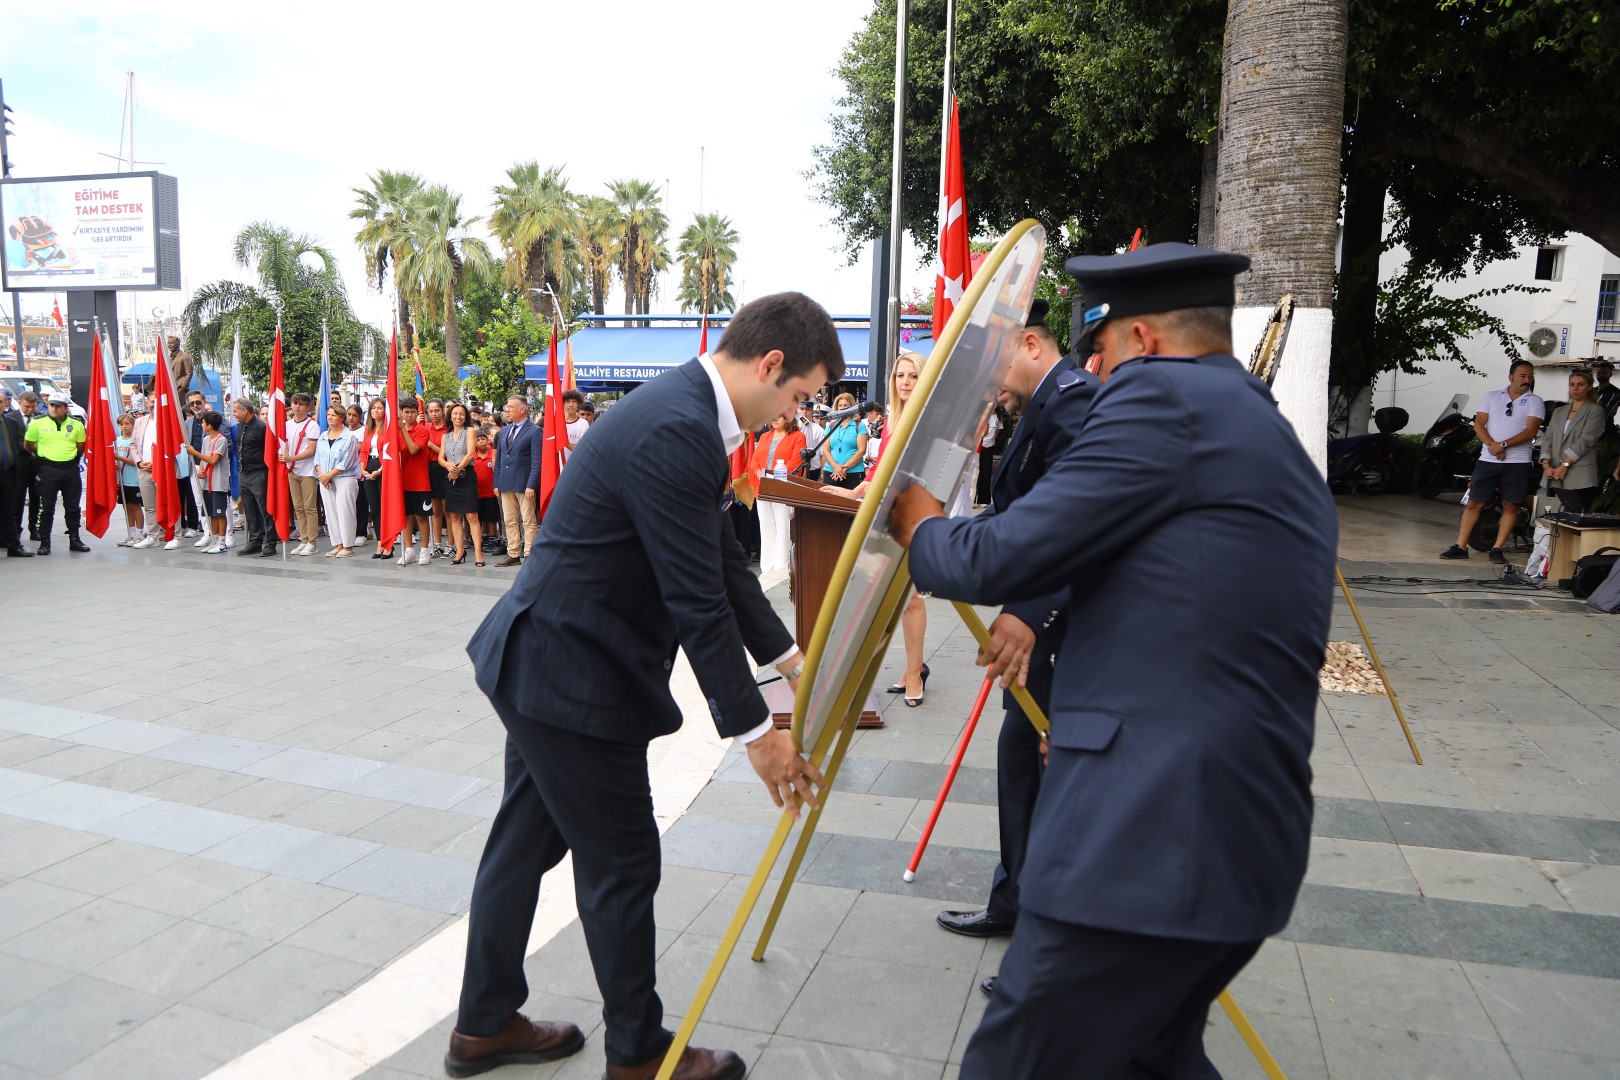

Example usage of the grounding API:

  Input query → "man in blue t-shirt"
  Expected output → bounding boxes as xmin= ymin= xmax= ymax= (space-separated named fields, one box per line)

xmin=1442 ymin=359 xmax=1544 ymax=564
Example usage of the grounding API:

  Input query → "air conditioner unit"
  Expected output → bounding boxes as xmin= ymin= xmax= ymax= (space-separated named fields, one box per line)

xmin=1527 ymin=323 xmax=1572 ymax=360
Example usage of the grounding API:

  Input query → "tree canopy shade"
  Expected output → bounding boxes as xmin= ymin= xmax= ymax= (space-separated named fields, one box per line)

xmin=182 ymin=222 xmax=379 ymax=395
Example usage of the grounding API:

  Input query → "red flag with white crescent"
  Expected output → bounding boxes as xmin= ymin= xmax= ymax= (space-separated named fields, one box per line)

xmin=83 ymin=330 xmax=119 ymax=537
xmin=51 ymin=298 xmax=65 ymax=329
xmin=932 ymin=95 xmax=972 ymax=340
xmin=265 ymin=325 xmax=291 ymax=543
xmin=150 ymin=336 xmax=185 ymax=539
xmin=378 ymin=330 xmax=405 ymax=553
xmin=538 ymin=329 xmax=566 ymax=517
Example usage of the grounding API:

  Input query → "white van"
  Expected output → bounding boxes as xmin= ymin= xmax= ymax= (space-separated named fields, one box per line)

xmin=0 ymin=372 xmax=88 ymax=422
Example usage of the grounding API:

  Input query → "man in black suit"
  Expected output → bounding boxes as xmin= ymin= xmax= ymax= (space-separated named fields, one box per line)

xmin=493 ymin=395 xmax=541 ymax=566
xmin=0 ymin=390 xmax=32 ymax=557
xmin=231 ymin=400 xmax=270 ymax=556
xmin=449 ymin=293 xmax=843 ymax=1080
xmin=933 ymin=300 xmax=1095 ymax=979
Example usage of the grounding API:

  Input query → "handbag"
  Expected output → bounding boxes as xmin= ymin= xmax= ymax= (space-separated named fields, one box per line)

xmin=1571 ymin=546 xmax=1620 ymax=599
xmin=1587 ymin=558 xmax=1620 ymax=613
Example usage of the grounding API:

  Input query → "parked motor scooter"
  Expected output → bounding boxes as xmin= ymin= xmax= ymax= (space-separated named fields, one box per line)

xmin=1327 ymin=407 xmax=1409 ymax=495
xmin=1413 ymin=394 xmax=1476 ymax=499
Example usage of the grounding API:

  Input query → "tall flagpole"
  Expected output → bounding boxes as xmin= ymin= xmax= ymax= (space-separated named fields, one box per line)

xmin=885 ymin=0 xmax=909 ymax=366
xmin=938 ymin=0 xmax=956 ymax=193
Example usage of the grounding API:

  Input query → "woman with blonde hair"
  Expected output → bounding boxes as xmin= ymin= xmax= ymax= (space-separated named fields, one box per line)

xmin=841 ymin=351 xmax=931 ymax=705
xmin=823 ymin=391 xmax=869 ymax=490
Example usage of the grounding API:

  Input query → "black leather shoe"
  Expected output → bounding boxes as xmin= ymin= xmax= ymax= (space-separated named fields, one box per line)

xmin=937 ymin=908 xmax=1015 ymax=938
xmin=68 ymin=537 xmax=91 ymax=553
xmin=237 ymin=545 xmax=262 ymax=557
xmin=259 ymin=546 xmax=279 ymax=557
xmin=980 ymin=975 xmax=996 ymax=997
xmin=444 ymin=1013 xmax=584 ymax=1077
xmin=36 ymin=541 xmax=50 ymax=556
xmin=6 ymin=547 xmax=33 ymax=558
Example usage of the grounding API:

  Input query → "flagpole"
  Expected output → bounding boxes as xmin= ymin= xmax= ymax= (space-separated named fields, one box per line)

xmin=939 ymin=0 xmax=955 ymax=188
xmin=885 ymin=0 xmax=909 ymax=375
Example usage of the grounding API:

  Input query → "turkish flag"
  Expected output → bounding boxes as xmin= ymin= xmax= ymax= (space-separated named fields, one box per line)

xmin=933 ymin=94 xmax=972 ymax=340
xmin=264 ymin=325 xmax=291 ymax=543
xmin=82 ymin=330 xmax=119 ymax=537
xmin=150 ymin=336 xmax=184 ymax=539
xmin=50 ymin=298 xmax=65 ymax=330
xmin=377 ymin=330 xmax=405 ymax=553
xmin=564 ymin=335 xmax=575 ymax=392
xmin=538 ymin=330 xmax=566 ymax=518
xmin=699 ymin=316 xmax=709 ymax=357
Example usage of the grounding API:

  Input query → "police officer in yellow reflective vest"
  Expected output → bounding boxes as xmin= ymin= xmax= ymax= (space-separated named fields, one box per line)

xmin=22 ymin=393 xmax=91 ymax=555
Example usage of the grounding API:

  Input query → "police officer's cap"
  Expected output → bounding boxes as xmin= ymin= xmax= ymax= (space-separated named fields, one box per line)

xmin=1065 ymin=242 xmax=1250 ymax=351
xmin=46 ymin=392 xmax=70 ymax=407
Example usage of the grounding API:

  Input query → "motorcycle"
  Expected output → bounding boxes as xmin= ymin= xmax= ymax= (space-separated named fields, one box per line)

xmin=1327 ymin=406 xmax=1409 ymax=495
xmin=1413 ymin=394 xmax=1476 ymax=499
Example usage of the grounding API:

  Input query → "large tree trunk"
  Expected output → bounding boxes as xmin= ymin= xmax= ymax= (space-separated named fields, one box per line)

xmin=1214 ymin=0 xmax=1349 ymax=473
xmin=444 ymin=280 xmax=461 ymax=369
xmin=526 ymin=244 xmax=547 ymax=316
xmin=396 ymin=288 xmax=414 ymax=355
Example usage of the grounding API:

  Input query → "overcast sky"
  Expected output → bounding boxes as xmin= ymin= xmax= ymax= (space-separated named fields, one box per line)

xmin=1 ymin=0 xmax=918 ymax=339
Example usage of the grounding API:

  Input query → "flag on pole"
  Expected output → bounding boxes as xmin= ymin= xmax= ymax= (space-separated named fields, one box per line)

xmin=98 ymin=325 xmax=120 ymax=420
xmin=83 ymin=326 xmax=119 ymax=538
xmin=377 ymin=328 xmax=405 ymax=554
xmin=563 ymin=335 xmax=575 ymax=392
xmin=317 ymin=321 xmax=333 ymax=433
xmin=538 ymin=329 xmax=566 ymax=518
xmin=50 ymin=297 xmax=64 ymax=330
xmin=411 ymin=345 xmax=426 ymax=411
xmin=265 ymin=323 xmax=291 ymax=544
xmin=151 ymin=335 xmax=185 ymax=540
xmin=699 ymin=315 xmax=709 ymax=357
xmin=228 ymin=325 xmax=243 ymax=404
xmin=932 ymin=94 xmax=971 ymax=340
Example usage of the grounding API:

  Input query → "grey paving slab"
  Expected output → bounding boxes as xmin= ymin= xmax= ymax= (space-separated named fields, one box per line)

xmin=867 ymin=758 xmax=998 ymax=805
xmin=1204 ymin=1009 xmax=1330 ymax=1080
xmin=320 ymin=845 xmax=477 ymax=914
xmin=0 ymin=735 xmax=66 ymax=769
xmin=656 ymin=933 xmax=820 ymax=1033
xmin=271 ymin=788 xmax=402 ymax=835
xmin=1315 ymin=1019 xmax=1522 ymax=1079
xmin=201 ymin=775 xmax=326 ymax=821
xmin=350 ymin=804 xmax=485 ymax=854
xmin=0 ymin=821 xmax=108 ymax=878
xmin=0 ymin=778 xmax=154 ymax=830
xmin=185 ymin=941 xmax=374 ymax=1030
xmin=778 ymin=952 xmax=969 ymax=1061
xmin=799 ymin=833 xmax=995 ymax=906
xmin=134 ymin=763 xmax=260 ymax=805
xmin=192 ymin=875 xmax=353 ymax=942
xmin=1432 ymin=898 xmax=1620 ymax=980
xmin=339 ymin=762 xmax=490 ymax=811
xmin=0 ymin=896 xmax=177 ymax=972
xmin=284 ymin=894 xmax=451 ymax=967
xmin=241 ymin=745 xmax=385 ymax=789
xmin=1464 ymin=961 xmax=1620 ymax=1059
xmin=1381 ymin=799 xmax=1602 ymax=863
xmin=17 ymin=743 xmax=134 ymax=780
xmin=1297 ymin=943 xmax=1497 ymax=1040
xmin=67 ymin=717 xmax=188 ymax=755
xmin=749 ymin=1036 xmax=944 ymax=1080
xmin=28 ymin=839 xmax=183 ymax=895
xmin=0 ymin=974 xmax=168 ymax=1075
xmin=1508 ymin=1046 xmax=1620 ymax=1080
xmin=90 ymin=917 xmax=274 ymax=998
xmin=97 ymin=799 xmax=259 ymax=854
xmin=148 ymin=731 xmax=283 ymax=771
xmin=58 ymin=1002 xmax=275 ymax=1080
xmin=0 ymin=702 xmax=106 ymax=740
xmin=658 ymin=816 xmax=828 ymax=879
xmin=1403 ymin=846 xmax=1572 ymax=909
xmin=107 ymin=855 xmax=266 ymax=917
xmin=200 ymin=820 xmax=381 ymax=882
xmin=0 ymin=952 xmax=74 ymax=1015
xmin=685 ymin=877 xmax=860 ymax=955
xmin=1279 ymin=884 xmax=1453 ymax=958
xmin=825 ymin=891 xmax=985 ymax=973
xmin=0 ymin=768 xmax=57 ymax=803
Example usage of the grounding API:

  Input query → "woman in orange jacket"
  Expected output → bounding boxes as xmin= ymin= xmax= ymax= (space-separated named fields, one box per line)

xmin=749 ymin=414 xmax=807 ymax=573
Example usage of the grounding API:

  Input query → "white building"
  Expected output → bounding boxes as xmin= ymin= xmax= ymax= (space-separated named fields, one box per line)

xmin=1372 ymin=234 xmax=1620 ymax=430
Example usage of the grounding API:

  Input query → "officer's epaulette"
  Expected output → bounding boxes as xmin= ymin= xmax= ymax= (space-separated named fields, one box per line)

xmin=1054 ymin=369 xmax=1086 ymax=392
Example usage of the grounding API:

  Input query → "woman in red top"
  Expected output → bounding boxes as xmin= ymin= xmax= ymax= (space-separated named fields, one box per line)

xmin=360 ymin=399 xmax=390 ymax=559
xmin=749 ymin=414 xmax=807 ymax=574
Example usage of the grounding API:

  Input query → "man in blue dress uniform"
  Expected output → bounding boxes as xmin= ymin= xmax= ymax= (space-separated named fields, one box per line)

xmin=890 ymin=243 xmax=1336 ymax=1078
xmin=932 ymin=299 xmax=1097 ymax=991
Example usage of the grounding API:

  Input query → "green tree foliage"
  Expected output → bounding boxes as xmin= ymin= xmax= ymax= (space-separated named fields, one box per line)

xmin=610 ymin=179 xmax=670 ymax=321
xmin=676 ymin=212 xmax=740 ymax=315
xmin=349 ymin=169 xmax=424 ymax=352
xmin=395 ymin=185 xmax=495 ymax=369
xmin=413 ymin=345 xmax=464 ymax=402
xmin=490 ymin=162 xmax=583 ymax=318
xmin=183 ymin=222 xmax=378 ymax=397
xmin=466 ymin=296 xmax=548 ymax=406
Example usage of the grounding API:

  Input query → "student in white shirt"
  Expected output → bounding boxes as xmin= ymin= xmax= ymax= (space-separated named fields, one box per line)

xmin=282 ymin=393 xmax=321 ymax=555
xmin=561 ymin=390 xmax=590 ymax=459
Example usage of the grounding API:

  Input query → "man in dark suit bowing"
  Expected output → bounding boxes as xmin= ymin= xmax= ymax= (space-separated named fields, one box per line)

xmin=933 ymin=299 xmax=1096 ymax=978
xmin=449 ymin=293 xmax=843 ymax=1080
xmin=891 ymin=244 xmax=1336 ymax=1079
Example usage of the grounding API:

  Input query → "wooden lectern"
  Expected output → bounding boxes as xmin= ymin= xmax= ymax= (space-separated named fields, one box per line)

xmin=756 ymin=473 xmax=884 ymax=729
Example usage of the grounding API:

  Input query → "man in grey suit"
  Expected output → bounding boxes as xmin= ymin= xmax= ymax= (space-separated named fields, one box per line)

xmin=449 ymin=293 xmax=842 ymax=1080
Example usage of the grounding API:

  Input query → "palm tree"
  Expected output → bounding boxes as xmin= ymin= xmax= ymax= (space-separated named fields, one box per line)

xmin=577 ymin=195 xmax=621 ymax=316
xmin=350 ymin=170 xmax=424 ymax=351
xmin=1212 ymin=0 xmax=1347 ymax=472
xmin=396 ymin=185 xmax=496 ymax=368
xmin=490 ymin=162 xmax=582 ymax=319
xmin=676 ymin=212 xmax=740 ymax=315
xmin=608 ymin=179 xmax=670 ymax=325
xmin=183 ymin=221 xmax=344 ymax=360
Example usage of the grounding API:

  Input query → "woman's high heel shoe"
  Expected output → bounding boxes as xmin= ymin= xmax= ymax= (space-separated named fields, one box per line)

xmin=452 ymin=553 xmax=467 ymax=565
xmin=886 ymin=663 xmax=929 ymax=695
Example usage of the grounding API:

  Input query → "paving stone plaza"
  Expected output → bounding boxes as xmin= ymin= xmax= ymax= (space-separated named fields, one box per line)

xmin=1 ymin=496 xmax=1617 ymax=1079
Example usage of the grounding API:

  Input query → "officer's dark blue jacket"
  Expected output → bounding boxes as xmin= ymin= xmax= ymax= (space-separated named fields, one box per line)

xmin=910 ymin=353 xmax=1336 ymax=942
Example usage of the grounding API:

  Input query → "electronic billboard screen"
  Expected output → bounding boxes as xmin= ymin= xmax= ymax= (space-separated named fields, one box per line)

xmin=0 ymin=171 xmax=180 ymax=291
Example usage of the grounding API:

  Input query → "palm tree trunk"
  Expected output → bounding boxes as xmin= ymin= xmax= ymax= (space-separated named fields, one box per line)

xmin=445 ymin=279 xmax=462 ymax=368
xmin=1213 ymin=0 xmax=1348 ymax=473
xmin=396 ymin=289 xmax=414 ymax=354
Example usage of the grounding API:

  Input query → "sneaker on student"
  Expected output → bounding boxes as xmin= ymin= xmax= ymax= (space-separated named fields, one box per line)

xmin=182 ymin=528 xmax=198 ymax=538
xmin=397 ymin=545 xmax=415 ymax=566
xmin=1488 ymin=547 xmax=1507 ymax=565
xmin=194 ymin=535 xmax=211 ymax=548
xmin=163 ymin=538 xmax=181 ymax=550
xmin=133 ymin=536 xmax=159 ymax=549
xmin=418 ymin=547 xmax=433 ymax=566
xmin=1439 ymin=544 xmax=1469 ymax=560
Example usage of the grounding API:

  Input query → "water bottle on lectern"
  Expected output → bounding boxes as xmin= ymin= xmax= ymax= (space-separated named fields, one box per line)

xmin=773 ymin=459 xmax=787 ymax=481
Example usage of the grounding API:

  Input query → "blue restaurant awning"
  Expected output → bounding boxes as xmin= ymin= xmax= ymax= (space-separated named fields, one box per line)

xmin=520 ymin=322 xmax=935 ymax=391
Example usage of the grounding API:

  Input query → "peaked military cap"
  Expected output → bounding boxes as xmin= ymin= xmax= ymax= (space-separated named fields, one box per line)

xmin=1026 ymin=297 xmax=1050 ymax=329
xmin=1065 ymin=242 xmax=1251 ymax=351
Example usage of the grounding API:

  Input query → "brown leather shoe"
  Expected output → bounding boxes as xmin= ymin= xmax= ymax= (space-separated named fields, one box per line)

xmin=497 ymin=555 xmax=523 ymax=567
xmin=604 ymin=1044 xmax=746 ymax=1080
xmin=443 ymin=1013 xmax=584 ymax=1077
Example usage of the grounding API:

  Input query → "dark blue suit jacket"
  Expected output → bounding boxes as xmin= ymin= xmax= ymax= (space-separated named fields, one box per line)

xmin=467 ymin=361 xmax=795 ymax=743
xmin=910 ymin=353 xmax=1336 ymax=942
xmin=986 ymin=356 xmax=1094 ymax=712
xmin=493 ymin=419 xmax=541 ymax=493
